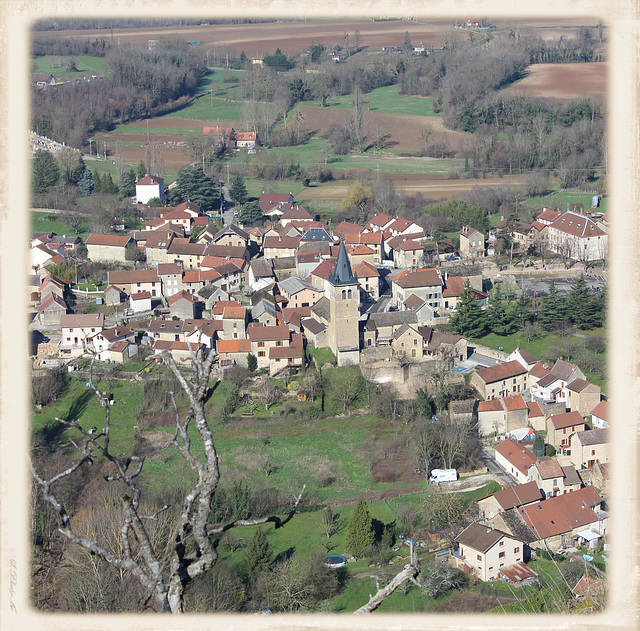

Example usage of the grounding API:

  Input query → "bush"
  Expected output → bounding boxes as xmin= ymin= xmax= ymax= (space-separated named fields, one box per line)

xmin=419 ymin=562 xmax=469 ymax=598
xmin=545 ymin=444 xmax=556 ymax=457
xmin=32 ymin=367 xmax=69 ymax=406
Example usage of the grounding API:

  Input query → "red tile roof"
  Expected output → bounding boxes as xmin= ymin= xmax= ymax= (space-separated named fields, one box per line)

xmin=137 ymin=174 xmax=163 ymax=185
xmin=168 ymin=290 xmax=194 ymax=305
xmin=442 ymin=276 xmax=465 ymax=297
xmin=533 ymin=458 xmax=564 ymax=479
xmin=216 ymin=339 xmax=251 ymax=354
xmin=492 ymin=480 xmax=542 ymax=510
xmin=549 ymin=410 xmax=584 ymax=430
xmin=590 ymin=400 xmax=608 ymax=421
xmin=390 ymin=268 xmax=442 ymax=289
xmin=85 ymin=233 xmax=132 ymax=247
xmin=475 ymin=360 xmax=528 ymax=385
xmin=478 ymin=399 xmax=503 ymax=412
xmin=368 ymin=212 xmax=394 ymax=228
xmin=549 ymin=211 xmax=606 ymax=238
xmin=248 ymin=325 xmax=290 ymax=342
xmin=503 ymin=394 xmax=527 ymax=412
xmin=352 ymin=260 xmax=379 ymax=277
xmin=223 ymin=306 xmax=246 ymax=320
xmin=527 ymin=401 xmax=544 ymax=418
xmin=494 ymin=439 xmax=537 ymax=476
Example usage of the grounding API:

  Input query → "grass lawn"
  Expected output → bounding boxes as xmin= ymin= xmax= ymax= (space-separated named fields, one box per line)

xmin=31 ymin=211 xmax=89 ymax=238
xmin=307 ymin=346 xmax=336 ymax=367
xmin=34 ymin=55 xmax=106 ymax=81
xmin=304 ymin=84 xmax=436 ymax=117
xmin=523 ymin=189 xmax=607 ymax=215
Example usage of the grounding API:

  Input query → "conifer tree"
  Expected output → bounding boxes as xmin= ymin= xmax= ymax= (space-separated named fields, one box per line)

xmin=32 ymin=149 xmax=60 ymax=194
xmin=537 ymin=281 xmax=567 ymax=330
xmin=243 ymin=526 xmax=274 ymax=581
xmin=229 ymin=174 xmax=248 ymax=206
xmin=345 ymin=497 xmax=374 ymax=558
xmin=449 ymin=281 xmax=488 ymax=338
xmin=565 ymin=275 xmax=598 ymax=329
xmin=77 ymin=168 xmax=94 ymax=196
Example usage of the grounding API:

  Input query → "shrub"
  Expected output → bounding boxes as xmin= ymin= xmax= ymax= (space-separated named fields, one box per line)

xmin=32 ymin=367 xmax=69 ymax=406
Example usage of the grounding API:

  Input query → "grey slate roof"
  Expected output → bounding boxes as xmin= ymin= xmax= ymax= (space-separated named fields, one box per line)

xmin=279 ymin=276 xmax=315 ymax=295
xmin=300 ymin=227 xmax=334 ymax=242
xmin=369 ymin=310 xmax=418 ymax=328
xmin=301 ymin=317 xmax=326 ymax=335
xmin=251 ymin=299 xmax=277 ymax=319
xmin=250 ymin=258 xmax=274 ymax=279
xmin=329 ymin=239 xmax=357 ymax=286
xmin=311 ymin=296 xmax=331 ymax=322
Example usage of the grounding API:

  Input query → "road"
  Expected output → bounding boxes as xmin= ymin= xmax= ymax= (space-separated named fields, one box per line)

xmin=481 ymin=447 xmax=519 ymax=488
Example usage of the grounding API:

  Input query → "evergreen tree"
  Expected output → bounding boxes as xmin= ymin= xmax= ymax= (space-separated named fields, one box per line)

xmin=119 ymin=169 xmax=136 ymax=197
xmin=449 ymin=281 xmax=488 ymax=338
xmin=172 ymin=165 xmax=220 ymax=213
xmin=533 ymin=432 xmax=546 ymax=458
xmin=229 ymin=174 xmax=248 ymax=206
xmin=137 ymin=161 xmax=147 ymax=180
xmin=247 ymin=353 xmax=258 ymax=373
xmin=32 ymin=149 xmax=60 ymax=194
xmin=243 ymin=527 xmax=274 ymax=581
xmin=239 ymin=200 xmax=263 ymax=226
xmin=511 ymin=291 xmax=533 ymax=329
xmin=345 ymin=497 xmax=375 ymax=558
xmin=565 ymin=275 xmax=598 ymax=329
xmin=77 ymin=168 xmax=94 ymax=196
xmin=101 ymin=173 xmax=119 ymax=194
xmin=487 ymin=285 xmax=517 ymax=335
xmin=93 ymin=172 xmax=104 ymax=194
xmin=537 ymin=281 xmax=567 ymax=330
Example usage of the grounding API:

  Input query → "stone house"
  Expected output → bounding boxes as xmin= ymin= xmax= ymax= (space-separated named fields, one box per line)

xmin=280 ymin=205 xmax=315 ymax=227
xmin=85 ymin=234 xmax=132 ymax=263
xmin=157 ymin=262 xmax=184 ymax=299
xmin=392 ymin=239 xmax=424 ymax=268
xmin=352 ymin=260 xmax=380 ymax=300
xmin=459 ymin=225 xmax=485 ymax=259
xmin=216 ymin=338 xmax=251 ymax=368
xmin=277 ymin=276 xmax=323 ymax=309
xmin=91 ymin=326 xmax=137 ymax=363
xmin=570 ymin=428 xmax=609 ymax=469
xmin=168 ymin=290 xmax=196 ymax=320
xmin=249 ymin=258 xmax=275 ymax=292
xmin=104 ymin=284 xmax=126 ymax=306
xmin=527 ymin=459 xmax=582 ymax=498
xmin=477 ymin=481 xmax=543 ymax=521
xmin=166 ymin=239 xmax=206 ymax=270
xmin=471 ymin=360 xmax=529 ymax=401
xmin=477 ymin=394 xmax=528 ymax=437
xmin=564 ymin=379 xmax=601 ymax=416
xmin=251 ymin=299 xmax=278 ymax=327
xmin=220 ymin=306 xmax=248 ymax=340
xmin=263 ymin=235 xmax=300 ymax=259
xmin=547 ymin=411 xmax=586 ymax=452
xmin=38 ymin=294 xmax=67 ymax=326
xmin=144 ymin=230 xmax=176 ymax=266
xmin=107 ymin=269 xmax=161 ymax=298
xmin=390 ymin=323 xmax=424 ymax=359
xmin=389 ymin=268 xmax=443 ymax=312
xmin=59 ymin=313 xmax=105 ymax=357
xmin=248 ymin=325 xmax=293 ymax=370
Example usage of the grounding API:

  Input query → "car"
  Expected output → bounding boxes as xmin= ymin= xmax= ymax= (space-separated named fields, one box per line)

xmin=233 ymin=211 xmax=239 ymax=217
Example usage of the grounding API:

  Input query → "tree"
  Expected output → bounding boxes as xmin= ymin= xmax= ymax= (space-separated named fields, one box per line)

xmin=228 ymin=174 xmax=248 ymax=206
xmin=246 ymin=353 xmax=258 ymax=373
xmin=345 ymin=497 xmax=375 ymax=558
xmin=420 ymin=485 xmax=471 ymax=540
xmin=533 ymin=432 xmax=546 ymax=458
xmin=537 ymin=281 xmax=567 ymax=330
xmin=331 ymin=365 xmax=364 ymax=412
xmin=78 ymin=168 xmax=94 ymax=196
xmin=242 ymin=527 xmax=274 ymax=582
xmin=119 ymin=170 xmax=136 ymax=198
xmin=31 ymin=349 xmax=305 ymax=613
xmin=239 ymin=200 xmax=263 ymax=226
xmin=340 ymin=180 xmax=372 ymax=219
xmin=321 ymin=507 xmax=342 ymax=540
xmin=171 ymin=165 xmax=219 ymax=213
xmin=411 ymin=421 xmax=438 ymax=481
xmin=257 ymin=376 xmax=279 ymax=411
xmin=125 ymin=242 xmax=144 ymax=262
xmin=487 ymin=285 xmax=517 ymax=335
xmin=449 ymin=281 xmax=488 ymax=338
xmin=521 ymin=321 xmax=541 ymax=343
xmin=32 ymin=149 xmax=60 ymax=194
xmin=565 ymin=275 xmax=599 ymax=329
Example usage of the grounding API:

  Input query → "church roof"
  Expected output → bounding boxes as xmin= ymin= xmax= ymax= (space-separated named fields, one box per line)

xmin=329 ymin=239 xmax=357 ymax=286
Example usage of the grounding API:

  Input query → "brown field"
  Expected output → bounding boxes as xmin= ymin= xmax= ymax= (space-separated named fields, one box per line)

xmin=42 ymin=17 xmax=599 ymax=57
xmin=297 ymin=175 xmax=528 ymax=201
xmin=502 ymin=62 xmax=607 ymax=101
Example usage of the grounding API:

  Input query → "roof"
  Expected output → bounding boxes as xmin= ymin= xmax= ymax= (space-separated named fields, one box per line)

xmin=537 ymin=208 xmax=562 ymax=223
xmin=85 ymin=233 xmax=132 ymax=247
xmin=533 ymin=458 xmax=564 ymax=480
xmin=352 ymin=260 xmax=379 ymax=278
xmin=223 ymin=306 xmax=246 ymax=320
xmin=549 ymin=210 xmax=606 ymax=238
xmin=549 ymin=410 xmax=585 ymax=430
xmin=97 ymin=326 xmax=135 ymax=341
xmin=216 ymin=339 xmax=251 ymax=354
xmin=248 ymin=325 xmax=290 ymax=342
xmin=475 ymin=360 xmax=528 ymax=385
xmin=370 ymin=310 xmax=418 ymax=328
xmin=269 ymin=334 xmax=304 ymax=359
xmin=131 ymin=291 xmax=151 ymax=301
xmin=574 ymin=428 xmax=607 ymax=446
xmin=404 ymin=293 xmax=426 ymax=310
xmin=590 ymin=400 xmax=608 ymax=420
xmin=108 ymin=269 xmax=160 ymax=285
xmin=387 ymin=217 xmax=414 ymax=233
xmin=250 ymin=258 xmax=274 ymax=279
xmin=561 ymin=465 xmax=582 ymax=486
xmin=460 ymin=225 xmax=482 ymax=238
xmin=278 ymin=276 xmax=316 ymax=296
xmin=300 ymin=226 xmax=334 ymax=242
xmin=333 ymin=221 xmax=364 ymax=236
xmin=503 ymin=394 xmax=528 ymax=412
xmin=281 ymin=205 xmax=314 ymax=221
xmin=137 ymin=174 xmax=163 ymax=185
xmin=38 ymin=294 xmax=67 ymax=313
xmin=455 ymin=523 xmax=516 ymax=553
xmin=566 ymin=378 xmax=597 ymax=393
xmin=60 ymin=313 xmax=105 ymax=328
xmin=527 ymin=401 xmax=544 ymax=418
xmin=494 ymin=439 xmax=537 ymax=476
xmin=368 ymin=212 xmax=394 ymax=227
xmin=492 ymin=481 xmax=543 ymax=510
xmin=168 ymin=290 xmax=194 ymax=305
xmin=182 ymin=269 xmax=221 ymax=284
xmin=329 ymin=240 xmax=357 ymax=286
xmin=301 ymin=317 xmax=326 ymax=335
xmin=235 ymin=131 xmax=256 ymax=141
xmin=310 ymin=259 xmax=336 ymax=281
xmin=144 ymin=231 xmax=175 ymax=248
xmin=478 ymin=399 xmax=503 ymax=412
xmin=499 ymin=562 xmax=538 ymax=583
xmin=251 ymin=299 xmax=277 ymax=320
xmin=442 ymin=275 xmax=465 ymax=297
xmin=529 ymin=361 xmax=552 ymax=378
xmin=264 ymin=235 xmax=301 ymax=249
xmin=390 ymin=268 xmax=441 ymax=289
xmin=310 ymin=297 xmax=331 ymax=322
xmin=517 ymin=348 xmax=539 ymax=365
xmin=344 ymin=231 xmax=383 ymax=245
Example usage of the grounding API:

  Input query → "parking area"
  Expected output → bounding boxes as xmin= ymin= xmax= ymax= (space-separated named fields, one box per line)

xmin=517 ymin=274 xmax=606 ymax=298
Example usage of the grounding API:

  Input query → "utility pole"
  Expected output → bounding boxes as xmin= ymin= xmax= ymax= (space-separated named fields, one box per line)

xmin=146 ymin=119 xmax=150 ymax=145
xmin=88 ymin=138 xmax=92 ymax=156
xmin=226 ymin=163 xmax=230 ymax=184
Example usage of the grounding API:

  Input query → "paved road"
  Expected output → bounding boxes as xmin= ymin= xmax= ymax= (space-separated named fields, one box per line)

xmin=481 ymin=447 xmax=519 ymax=488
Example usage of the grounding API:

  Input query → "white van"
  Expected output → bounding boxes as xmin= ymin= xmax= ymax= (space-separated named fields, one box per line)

xmin=429 ymin=469 xmax=457 ymax=483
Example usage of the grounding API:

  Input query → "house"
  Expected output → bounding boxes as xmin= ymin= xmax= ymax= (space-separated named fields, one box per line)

xmin=385 ymin=216 xmax=423 ymax=238
xmin=527 ymin=401 xmax=546 ymax=433
xmin=166 ymin=239 xmax=207 ymax=269
xmin=453 ymin=523 xmax=527 ymax=582
xmin=268 ymin=332 xmax=304 ymax=374
xmin=251 ymin=299 xmax=278 ymax=326
xmin=107 ymin=269 xmax=161 ymax=298
xmin=104 ymin=284 xmax=126 ymax=306
xmin=419 ymin=327 xmax=468 ymax=362
xmin=144 ymin=230 xmax=176 ymax=266
xmin=38 ymin=294 xmax=67 ymax=326
xmin=390 ymin=324 xmax=424 ymax=360
xmin=477 ymin=394 xmax=528 ymax=437
xmin=590 ymin=400 xmax=608 ymax=429
xmin=389 ymin=268 xmax=443 ymax=313
xmin=527 ymin=459 xmax=582 ymax=498
xmin=248 ymin=325 xmax=301 ymax=373
xmin=85 ymin=234 xmax=133 ymax=263
xmin=332 ymin=221 xmax=362 ymax=238
xmin=300 ymin=317 xmax=327 ymax=348
xmin=136 ymin=174 xmax=165 ymax=204
xmin=33 ymin=73 xmax=56 ymax=87
xmin=547 ymin=411 xmax=586 ymax=451
xmin=280 ymin=205 xmax=315 ymax=227
xmin=157 ymin=262 xmax=184 ymax=298
xmin=59 ymin=313 xmax=105 ymax=357
xmin=508 ymin=347 xmax=540 ymax=371
xmin=459 ymin=225 xmax=485 ymax=259
xmin=366 ymin=212 xmax=394 ymax=232
xmin=168 ymin=290 xmax=196 ymax=320
xmin=200 ymin=224 xmax=250 ymax=248
xmin=352 ymin=260 xmax=380 ymax=300
xmin=392 ymin=239 xmax=424 ymax=268
xmin=363 ymin=311 xmax=418 ymax=348
xmin=278 ymin=276 xmax=323 ymax=309
xmin=130 ymin=291 xmax=152 ymax=313
xmin=263 ymin=235 xmax=300 ymax=259
xmin=514 ymin=486 xmax=604 ymax=551
xmin=471 ymin=361 xmax=529 ymax=401
xmin=249 ymin=258 xmax=275 ymax=291
xmin=564 ymin=379 xmax=601 ymax=416
xmin=440 ymin=275 xmax=466 ymax=314
xmin=344 ymin=231 xmax=383 ymax=263
xmin=494 ymin=438 xmax=537 ymax=484
xmin=235 ymin=131 xmax=257 ymax=149
xmin=220 ymin=305 xmax=248 ymax=340
xmin=546 ymin=210 xmax=607 ymax=263
xmin=91 ymin=326 xmax=137 ymax=363
xmin=477 ymin=481 xmax=543 ymax=521
xmin=569 ymin=428 xmax=609 ymax=469
xmin=216 ymin=338 xmax=252 ymax=368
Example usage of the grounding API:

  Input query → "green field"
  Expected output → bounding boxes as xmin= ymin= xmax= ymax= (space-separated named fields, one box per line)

xmin=31 ymin=211 xmax=89 ymax=238
xmin=523 ymin=189 xmax=607 ymax=215
xmin=34 ymin=55 xmax=106 ymax=81
xmin=305 ymin=84 xmax=436 ymax=117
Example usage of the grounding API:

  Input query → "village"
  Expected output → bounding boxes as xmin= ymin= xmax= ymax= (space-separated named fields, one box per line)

xmin=29 ymin=171 xmax=608 ymax=607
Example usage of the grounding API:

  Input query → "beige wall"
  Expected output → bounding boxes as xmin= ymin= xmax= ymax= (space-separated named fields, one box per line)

xmin=458 ymin=535 xmax=523 ymax=582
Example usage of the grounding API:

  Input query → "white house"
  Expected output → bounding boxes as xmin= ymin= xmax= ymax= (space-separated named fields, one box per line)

xmin=136 ymin=174 xmax=165 ymax=204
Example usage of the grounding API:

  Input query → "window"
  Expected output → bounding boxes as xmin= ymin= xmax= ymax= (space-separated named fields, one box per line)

xmin=258 ymin=341 xmax=265 ymax=348
xmin=514 ymin=547 xmax=520 ymax=553
xmin=258 ymin=351 xmax=265 ymax=357
xmin=499 ymin=541 xmax=504 ymax=547
xmin=414 ymin=338 xmax=418 ymax=345
xmin=276 ymin=341 xmax=283 ymax=347
xmin=476 ymin=554 xmax=482 ymax=561
xmin=592 ymin=449 xmax=596 ymax=455
xmin=499 ymin=551 xmax=505 ymax=559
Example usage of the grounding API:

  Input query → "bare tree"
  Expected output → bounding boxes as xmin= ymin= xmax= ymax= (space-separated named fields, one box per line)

xmin=31 ymin=349 xmax=304 ymax=613
xmin=411 ymin=420 xmax=438 ymax=481
xmin=257 ymin=375 xmax=279 ymax=411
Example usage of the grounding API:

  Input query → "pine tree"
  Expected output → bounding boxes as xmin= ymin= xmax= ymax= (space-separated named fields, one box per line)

xmin=229 ymin=174 xmax=248 ymax=206
xmin=243 ymin=527 xmax=274 ymax=581
xmin=173 ymin=165 xmax=220 ymax=213
xmin=239 ymin=200 xmax=263 ymax=226
xmin=137 ymin=161 xmax=147 ymax=180
xmin=449 ymin=281 xmax=488 ymax=338
xmin=533 ymin=432 xmax=546 ymax=458
xmin=93 ymin=172 xmax=104 ymax=194
xmin=32 ymin=149 xmax=60 ymax=194
xmin=487 ymin=285 xmax=517 ymax=335
xmin=537 ymin=281 xmax=567 ymax=330
xmin=77 ymin=168 xmax=94 ymax=196
xmin=119 ymin=170 xmax=136 ymax=197
xmin=511 ymin=292 xmax=533 ymax=329
xmin=565 ymin=275 xmax=598 ymax=329
xmin=101 ymin=173 xmax=119 ymax=194
xmin=345 ymin=497 xmax=374 ymax=558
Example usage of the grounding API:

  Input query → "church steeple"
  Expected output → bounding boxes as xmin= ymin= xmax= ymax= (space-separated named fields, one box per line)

xmin=330 ymin=239 xmax=357 ymax=286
